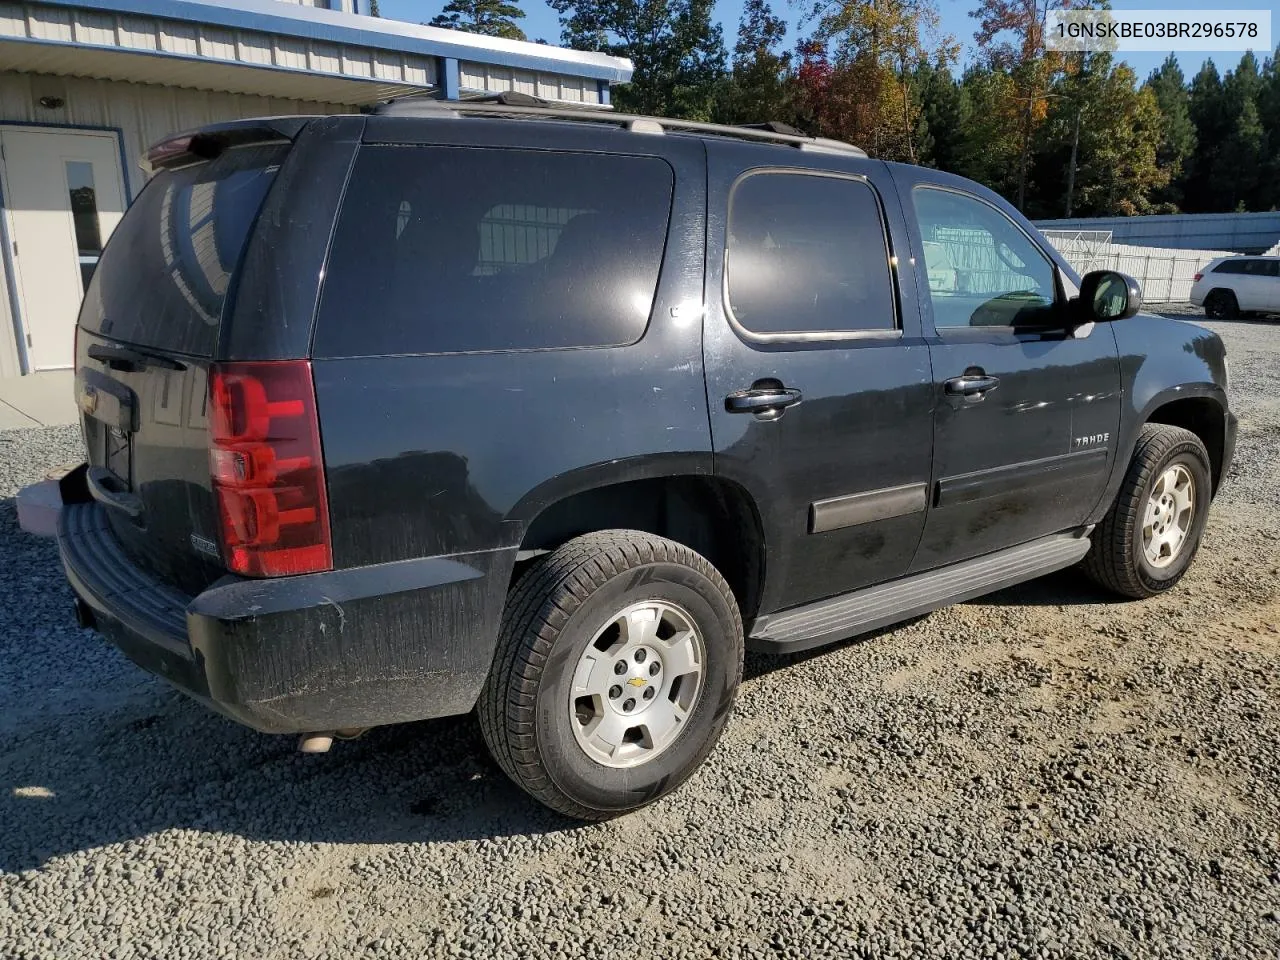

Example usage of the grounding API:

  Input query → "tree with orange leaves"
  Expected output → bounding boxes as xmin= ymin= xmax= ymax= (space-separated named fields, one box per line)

xmin=796 ymin=0 xmax=956 ymax=161
xmin=970 ymin=0 xmax=1078 ymax=210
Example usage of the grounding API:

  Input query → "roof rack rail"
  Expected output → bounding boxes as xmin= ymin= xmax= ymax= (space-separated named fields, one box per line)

xmin=369 ymin=93 xmax=868 ymax=157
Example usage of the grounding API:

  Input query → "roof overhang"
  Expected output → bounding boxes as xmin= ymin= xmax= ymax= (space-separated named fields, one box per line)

xmin=0 ymin=36 xmax=432 ymax=103
xmin=0 ymin=0 xmax=633 ymax=95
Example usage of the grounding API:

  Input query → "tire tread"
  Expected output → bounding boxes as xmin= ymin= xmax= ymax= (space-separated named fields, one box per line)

xmin=1083 ymin=423 xmax=1209 ymax=599
xmin=478 ymin=530 xmax=743 ymax=820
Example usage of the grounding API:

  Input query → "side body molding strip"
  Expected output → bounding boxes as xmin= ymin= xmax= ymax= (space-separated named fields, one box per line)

xmin=936 ymin=448 xmax=1110 ymax=508
xmin=809 ymin=482 xmax=928 ymax=534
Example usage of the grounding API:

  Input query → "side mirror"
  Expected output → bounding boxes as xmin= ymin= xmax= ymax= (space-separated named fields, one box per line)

xmin=1077 ymin=270 xmax=1142 ymax=322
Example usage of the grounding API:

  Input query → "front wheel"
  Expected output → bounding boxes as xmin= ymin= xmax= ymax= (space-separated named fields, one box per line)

xmin=479 ymin=531 xmax=744 ymax=820
xmin=1082 ymin=424 xmax=1213 ymax=599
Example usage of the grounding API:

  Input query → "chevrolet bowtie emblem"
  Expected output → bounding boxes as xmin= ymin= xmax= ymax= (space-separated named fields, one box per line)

xmin=626 ymin=677 xmax=647 ymax=688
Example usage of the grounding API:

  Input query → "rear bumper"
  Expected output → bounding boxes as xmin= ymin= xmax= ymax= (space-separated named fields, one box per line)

xmin=57 ymin=499 xmax=514 ymax=734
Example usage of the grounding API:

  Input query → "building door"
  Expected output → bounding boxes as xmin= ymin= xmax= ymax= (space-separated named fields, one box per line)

xmin=1 ymin=128 xmax=126 ymax=371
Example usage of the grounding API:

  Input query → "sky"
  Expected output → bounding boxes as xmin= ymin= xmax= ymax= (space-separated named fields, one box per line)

xmin=381 ymin=0 xmax=1278 ymax=82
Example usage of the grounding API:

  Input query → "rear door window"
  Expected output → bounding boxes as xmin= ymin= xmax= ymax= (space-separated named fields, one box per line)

xmin=725 ymin=171 xmax=896 ymax=337
xmin=314 ymin=146 xmax=675 ymax=357
xmin=81 ymin=143 xmax=287 ymax=357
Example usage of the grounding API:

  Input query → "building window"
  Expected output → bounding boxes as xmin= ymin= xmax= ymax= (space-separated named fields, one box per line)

xmin=66 ymin=161 xmax=102 ymax=291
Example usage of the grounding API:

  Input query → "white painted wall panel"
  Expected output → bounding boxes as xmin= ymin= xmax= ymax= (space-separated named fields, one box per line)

xmin=404 ymin=58 xmax=432 ymax=86
xmin=199 ymin=28 xmax=237 ymax=60
xmin=73 ymin=11 xmax=116 ymax=46
xmin=0 ymin=4 xmax=24 ymax=37
xmin=309 ymin=42 xmax=341 ymax=73
xmin=160 ymin=22 xmax=198 ymax=55
xmin=460 ymin=62 xmax=601 ymax=104
xmin=274 ymin=37 xmax=308 ymax=69
xmin=237 ymin=32 xmax=273 ymax=65
xmin=372 ymin=52 xmax=402 ymax=81
xmin=0 ymin=71 xmax=352 ymax=377
xmin=117 ymin=16 xmax=158 ymax=50
xmin=341 ymin=48 xmax=372 ymax=78
xmin=28 ymin=7 xmax=72 ymax=41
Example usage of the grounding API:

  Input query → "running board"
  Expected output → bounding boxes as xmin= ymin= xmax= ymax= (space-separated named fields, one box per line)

xmin=747 ymin=529 xmax=1093 ymax=655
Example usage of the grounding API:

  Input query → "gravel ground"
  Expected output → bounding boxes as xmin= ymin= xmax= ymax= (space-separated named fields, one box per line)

xmin=2 ymin=310 xmax=1279 ymax=959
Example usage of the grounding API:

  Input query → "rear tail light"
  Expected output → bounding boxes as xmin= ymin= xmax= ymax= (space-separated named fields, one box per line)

xmin=208 ymin=360 xmax=331 ymax=577
xmin=1193 ymin=272 xmax=1203 ymax=282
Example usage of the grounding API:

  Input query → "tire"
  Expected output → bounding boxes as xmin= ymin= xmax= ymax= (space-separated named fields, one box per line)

xmin=478 ymin=530 xmax=744 ymax=820
xmin=1204 ymin=289 xmax=1239 ymax=320
xmin=1083 ymin=424 xmax=1213 ymax=599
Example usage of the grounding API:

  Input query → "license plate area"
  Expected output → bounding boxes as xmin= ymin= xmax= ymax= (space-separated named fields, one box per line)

xmin=103 ymin=424 xmax=133 ymax=490
xmin=78 ymin=369 xmax=138 ymax=491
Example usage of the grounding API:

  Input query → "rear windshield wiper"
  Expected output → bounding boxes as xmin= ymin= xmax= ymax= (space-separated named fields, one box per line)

xmin=87 ymin=343 xmax=186 ymax=373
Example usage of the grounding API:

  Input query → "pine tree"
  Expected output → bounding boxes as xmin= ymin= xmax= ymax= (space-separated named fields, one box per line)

xmin=1184 ymin=61 xmax=1228 ymax=211
xmin=1217 ymin=97 xmax=1265 ymax=211
xmin=1216 ymin=51 xmax=1266 ymax=210
xmin=913 ymin=60 xmax=969 ymax=173
xmin=1143 ymin=55 xmax=1196 ymax=210
xmin=956 ymin=65 xmax=1022 ymax=200
xmin=551 ymin=0 xmax=726 ymax=119
xmin=1259 ymin=48 xmax=1280 ymax=209
xmin=1042 ymin=58 xmax=1168 ymax=217
xmin=429 ymin=0 xmax=527 ymax=41
xmin=713 ymin=0 xmax=791 ymax=125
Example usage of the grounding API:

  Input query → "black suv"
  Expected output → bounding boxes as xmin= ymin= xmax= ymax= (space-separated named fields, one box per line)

xmin=45 ymin=99 xmax=1237 ymax=819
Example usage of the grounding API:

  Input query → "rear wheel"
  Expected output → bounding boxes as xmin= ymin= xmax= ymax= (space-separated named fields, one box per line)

xmin=1083 ymin=424 xmax=1212 ymax=599
xmin=479 ymin=531 xmax=743 ymax=820
xmin=1204 ymin=289 xmax=1239 ymax=320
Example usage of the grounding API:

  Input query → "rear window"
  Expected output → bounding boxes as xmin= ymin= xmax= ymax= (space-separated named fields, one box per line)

xmin=313 ymin=146 xmax=675 ymax=357
xmin=81 ymin=143 xmax=287 ymax=357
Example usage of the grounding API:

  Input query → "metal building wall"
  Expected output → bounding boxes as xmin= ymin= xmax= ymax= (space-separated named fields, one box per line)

xmin=0 ymin=71 xmax=352 ymax=377
xmin=458 ymin=61 xmax=602 ymax=104
xmin=1034 ymin=212 xmax=1280 ymax=255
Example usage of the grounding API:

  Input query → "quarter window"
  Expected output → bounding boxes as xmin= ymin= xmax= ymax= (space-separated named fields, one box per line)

xmin=725 ymin=172 xmax=896 ymax=337
xmin=315 ymin=146 xmax=674 ymax=356
xmin=912 ymin=187 xmax=1058 ymax=329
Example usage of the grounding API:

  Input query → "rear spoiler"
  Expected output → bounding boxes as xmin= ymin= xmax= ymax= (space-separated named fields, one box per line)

xmin=145 ymin=117 xmax=315 ymax=171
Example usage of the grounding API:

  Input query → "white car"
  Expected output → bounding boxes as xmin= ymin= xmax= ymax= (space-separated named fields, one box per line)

xmin=1190 ymin=255 xmax=1280 ymax=319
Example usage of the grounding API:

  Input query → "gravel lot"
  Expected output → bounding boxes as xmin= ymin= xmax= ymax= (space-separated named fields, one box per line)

xmin=2 ymin=310 xmax=1278 ymax=959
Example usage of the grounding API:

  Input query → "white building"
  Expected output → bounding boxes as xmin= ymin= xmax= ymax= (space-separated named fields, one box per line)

xmin=0 ymin=0 xmax=631 ymax=377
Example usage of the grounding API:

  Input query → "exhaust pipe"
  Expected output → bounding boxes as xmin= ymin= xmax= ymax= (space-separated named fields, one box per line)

xmin=297 ymin=728 xmax=366 ymax=753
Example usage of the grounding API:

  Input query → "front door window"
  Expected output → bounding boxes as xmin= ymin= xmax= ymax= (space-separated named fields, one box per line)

xmin=913 ymin=187 xmax=1058 ymax=330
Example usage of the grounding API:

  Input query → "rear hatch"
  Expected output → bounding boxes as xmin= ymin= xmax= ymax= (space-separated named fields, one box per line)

xmin=75 ymin=134 xmax=293 ymax=595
